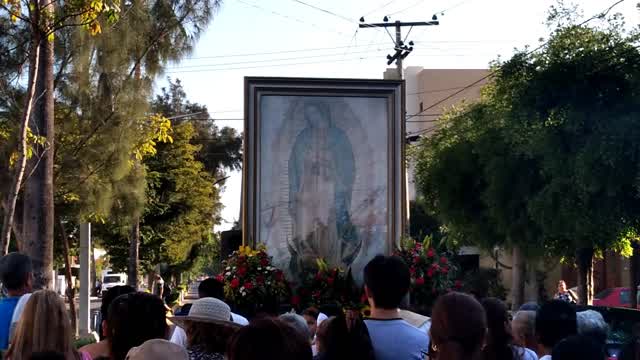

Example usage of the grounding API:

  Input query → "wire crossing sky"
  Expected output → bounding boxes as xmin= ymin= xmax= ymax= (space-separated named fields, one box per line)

xmin=160 ymin=0 xmax=640 ymax=231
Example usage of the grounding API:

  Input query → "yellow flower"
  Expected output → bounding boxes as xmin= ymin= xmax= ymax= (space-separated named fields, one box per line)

xmin=238 ymin=245 xmax=259 ymax=257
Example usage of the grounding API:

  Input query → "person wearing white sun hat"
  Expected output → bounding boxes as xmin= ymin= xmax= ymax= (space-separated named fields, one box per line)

xmin=169 ymin=298 xmax=241 ymax=360
xmin=126 ymin=339 xmax=189 ymax=360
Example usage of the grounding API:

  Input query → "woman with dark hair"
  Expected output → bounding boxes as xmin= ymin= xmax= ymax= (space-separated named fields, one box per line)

xmin=227 ymin=318 xmax=312 ymax=360
xmin=314 ymin=311 xmax=375 ymax=360
xmin=80 ymin=286 xmax=135 ymax=359
xmin=107 ymin=292 xmax=168 ymax=360
xmin=481 ymin=298 xmax=538 ymax=360
xmin=429 ymin=292 xmax=487 ymax=360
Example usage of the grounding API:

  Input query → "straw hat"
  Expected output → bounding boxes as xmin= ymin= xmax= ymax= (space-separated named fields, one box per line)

xmin=126 ymin=339 xmax=188 ymax=360
xmin=169 ymin=297 xmax=236 ymax=328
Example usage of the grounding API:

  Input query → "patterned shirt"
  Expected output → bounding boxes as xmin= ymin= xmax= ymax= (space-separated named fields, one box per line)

xmin=187 ymin=347 xmax=224 ymax=360
xmin=554 ymin=291 xmax=575 ymax=303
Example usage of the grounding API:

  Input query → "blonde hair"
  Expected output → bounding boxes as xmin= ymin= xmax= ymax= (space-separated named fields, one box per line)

xmin=6 ymin=290 xmax=79 ymax=360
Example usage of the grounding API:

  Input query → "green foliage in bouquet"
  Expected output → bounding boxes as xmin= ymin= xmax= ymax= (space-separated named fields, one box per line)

xmin=394 ymin=236 xmax=461 ymax=310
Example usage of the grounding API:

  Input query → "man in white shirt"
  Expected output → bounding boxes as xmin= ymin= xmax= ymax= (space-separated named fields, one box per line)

xmin=535 ymin=300 xmax=577 ymax=360
xmin=170 ymin=278 xmax=247 ymax=347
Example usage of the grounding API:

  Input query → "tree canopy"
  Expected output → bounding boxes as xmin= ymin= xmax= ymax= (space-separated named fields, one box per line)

xmin=414 ymin=17 xmax=640 ymax=304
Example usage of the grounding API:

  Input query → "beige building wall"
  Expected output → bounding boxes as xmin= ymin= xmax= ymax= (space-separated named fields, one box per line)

xmin=405 ymin=68 xmax=490 ymax=201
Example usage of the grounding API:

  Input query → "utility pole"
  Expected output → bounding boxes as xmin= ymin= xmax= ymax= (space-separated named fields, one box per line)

xmin=359 ymin=18 xmax=439 ymax=79
xmin=78 ymin=223 xmax=91 ymax=336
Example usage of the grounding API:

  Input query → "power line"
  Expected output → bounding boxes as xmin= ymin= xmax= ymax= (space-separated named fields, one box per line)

xmin=387 ymin=0 xmax=425 ymax=17
xmin=168 ymin=48 xmax=387 ymax=69
xmin=407 ymin=86 xmax=471 ymax=96
xmin=168 ymin=51 xmax=492 ymax=73
xmin=405 ymin=0 xmax=626 ymax=122
xmin=180 ymin=39 xmax=530 ymax=61
xmin=363 ymin=0 xmax=401 ymax=17
xmin=341 ymin=29 xmax=359 ymax=61
xmin=433 ymin=0 xmax=474 ymax=17
xmin=290 ymin=0 xmax=354 ymax=23
xmin=182 ymin=42 xmax=389 ymax=60
xmin=236 ymin=0 xmax=346 ymax=36
xmin=165 ymin=55 xmax=379 ymax=73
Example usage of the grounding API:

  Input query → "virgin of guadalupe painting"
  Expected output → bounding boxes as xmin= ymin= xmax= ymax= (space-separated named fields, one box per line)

xmin=244 ymin=78 xmax=405 ymax=281
xmin=288 ymin=101 xmax=359 ymax=274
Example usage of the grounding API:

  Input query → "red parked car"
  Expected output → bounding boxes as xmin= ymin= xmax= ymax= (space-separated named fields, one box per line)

xmin=593 ymin=287 xmax=640 ymax=308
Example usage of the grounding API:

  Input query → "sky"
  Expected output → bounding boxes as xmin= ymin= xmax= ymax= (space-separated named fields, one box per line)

xmin=159 ymin=0 xmax=640 ymax=232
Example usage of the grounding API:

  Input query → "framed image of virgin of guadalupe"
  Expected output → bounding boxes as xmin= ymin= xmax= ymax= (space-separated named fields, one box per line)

xmin=243 ymin=77 xmax=405 ymax=281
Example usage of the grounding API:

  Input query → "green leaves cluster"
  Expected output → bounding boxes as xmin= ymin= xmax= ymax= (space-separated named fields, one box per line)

xmin=414 ymin=19 xmax=640 ymax=263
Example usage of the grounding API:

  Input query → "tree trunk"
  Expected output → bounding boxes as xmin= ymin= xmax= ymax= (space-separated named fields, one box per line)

xmin=23 ymin=4 xmax=55 ymax=290
xmin=58 ymin=215 xmax=77 ymax=333
xmin=0 ymin=41 xmax=41 ymax=255
xmin=128 ymin=219 xmax=140 ymax=289
xmin=576 ymin=247 xmax=594 ymax=305
xmin=12 ymin=211 xmax=24 ymax=251
xmin=511 ymin=245 xmax=526 ymax=310
xmin=631 ymin=242 xmax=639 ymax=309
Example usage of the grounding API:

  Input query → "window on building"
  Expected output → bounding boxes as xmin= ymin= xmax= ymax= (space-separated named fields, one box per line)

xmin=419 ymin=102 xmax=424 ymax=112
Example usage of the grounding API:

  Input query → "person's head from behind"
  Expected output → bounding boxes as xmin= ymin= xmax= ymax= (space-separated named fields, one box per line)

xmin=552 ymin=335 xmax=604 ymax=360
xmin=518 ymin=302 xmax=539 ymax=312
xmin=315 ymin=316 xmax=333 ymax=355
xmin=535 ymin=300 xmax=577 ymax=354
xmin=512 ymin=310 xmax=537 ymax=351
xmin=481 ymin=298 xmax=515 ymax=360
xmin=302 ymin=307 xmax=319 ymax=337
xmin=176 ymin=297 xmax=240 ymax=354
xmin=318 ymin=312 xmax=375 ymax=360
xmin=363 ymin=255 xmax=410 ymax=310
xmin=198 ymin=278 xmax=225 ymax=300
xmin=576 ymin=310 xmax=608 ymax=349
xmin=430 ymin=292 xmax=487 ymax=360
xmin=0 ymin=252 xmax=33 ymax=294
xmin=227 ymin=318 xmax=312 ymax=360
xmin=107 ymin=292 xmax=168 ymax=360
xmin=125 ymin=339 xmax=189 ymax=360
xmin=279 ymin=313 xmax=311 ymax=342
xmin=8 ymin=290 xmax=76 ymax=360
xmin=100 ymin=285 xmax=135 ymax=340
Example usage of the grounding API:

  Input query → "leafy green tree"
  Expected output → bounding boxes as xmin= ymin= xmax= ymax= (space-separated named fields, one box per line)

xmin=0 ymin=0 xmax=119 ymax=288
xmin=414 ymin=101 xmax=544 ymax=308
xmin=415 ymin=16 xmax=640 ymax=305
xmin=152 ymin=79 xmax=243 ymax=179
xmin=100 ymin=122 xmax=217 ymax=275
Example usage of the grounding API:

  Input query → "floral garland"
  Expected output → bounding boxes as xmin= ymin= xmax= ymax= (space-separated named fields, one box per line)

xmin=219 ymin=245 xmax=289 ymax=312
xmin=394 ymin=238 xmax=462 ymax=309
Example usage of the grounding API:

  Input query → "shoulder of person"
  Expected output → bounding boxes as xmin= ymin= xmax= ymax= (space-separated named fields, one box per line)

xmin=512 ymin=346 xmax=538 ymax=360
xmin=398 ymin=310 xmax=430 ymax=330
xmin=365 ymin=318 xmax=428 ymax=337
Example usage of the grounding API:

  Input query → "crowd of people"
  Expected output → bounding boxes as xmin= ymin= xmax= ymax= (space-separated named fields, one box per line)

xmin=0 ymin=252 xmax=632 ymax=360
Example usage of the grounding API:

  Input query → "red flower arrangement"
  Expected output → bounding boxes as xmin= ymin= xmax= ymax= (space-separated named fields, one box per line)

xmin=295 ymin=259 xmax=366 ymax=311
xmin=394 ymin=237 xmax=461 ymax=310
xmin=220 ymin=246 xmax=290 ymax=312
